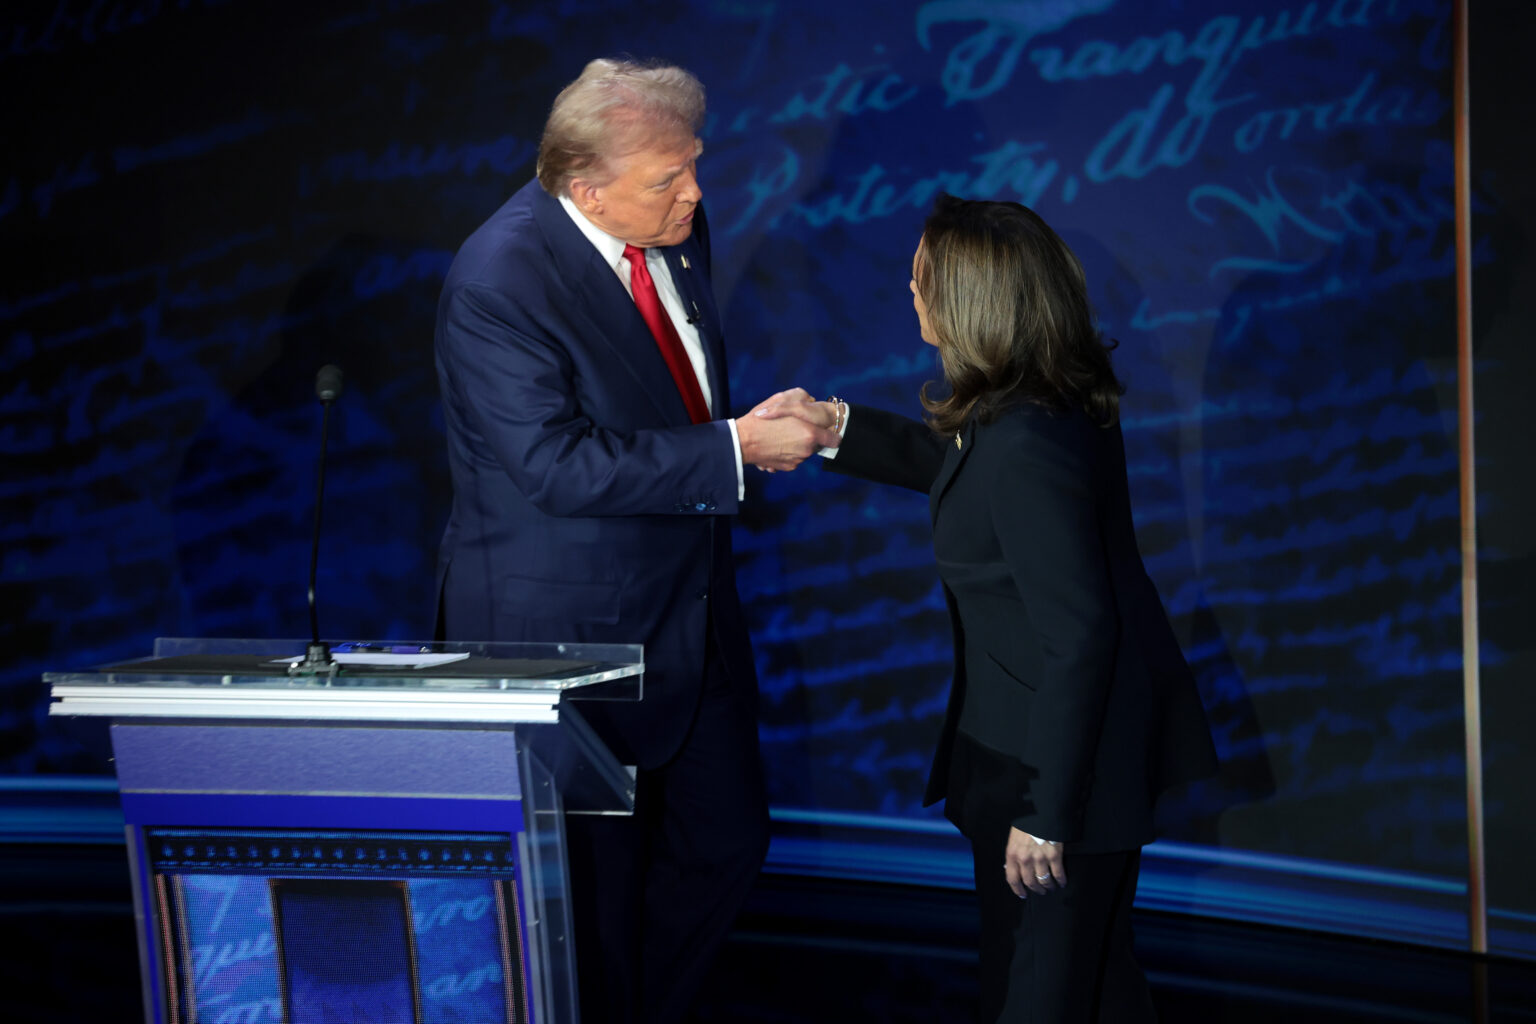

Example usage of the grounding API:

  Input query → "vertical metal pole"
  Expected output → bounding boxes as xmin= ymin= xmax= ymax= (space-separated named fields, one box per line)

xmin=1452 ymin=0 xmax=1487 ymax=956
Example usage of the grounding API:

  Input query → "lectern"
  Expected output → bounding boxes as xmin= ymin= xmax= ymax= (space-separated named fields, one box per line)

xmin=47 ymin=637 xmax=643 ymax=1024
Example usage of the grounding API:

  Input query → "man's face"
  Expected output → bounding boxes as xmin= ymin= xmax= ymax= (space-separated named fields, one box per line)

xmin=575 ymin=134 xmax=703 ymax=248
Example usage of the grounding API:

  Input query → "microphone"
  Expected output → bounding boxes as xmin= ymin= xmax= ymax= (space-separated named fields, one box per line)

xmin=686 ymin=300 xmax=702 ymax=325
xmin=297 ymin=365 xmax=343 ymax=673
xmin=315 ymin=364 xmax=344 ymax=402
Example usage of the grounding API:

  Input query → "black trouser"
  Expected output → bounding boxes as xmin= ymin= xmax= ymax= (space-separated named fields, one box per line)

xmin=949 ymin=733 xmax=1155 ymax=1023
xmin=968 ymin=841 xmax=1153 ymax=1023
xmin=564 ymin=644 xmax=769 ymax=1024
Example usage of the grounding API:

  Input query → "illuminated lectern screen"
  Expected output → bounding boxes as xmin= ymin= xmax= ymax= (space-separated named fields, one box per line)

xmin=272 ymin=879 xmax=417 ymax=1021
xmin=149 ymin=829 xmax=527 ymax=1023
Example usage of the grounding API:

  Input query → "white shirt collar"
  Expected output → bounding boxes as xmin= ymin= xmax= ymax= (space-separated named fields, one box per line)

xmin=558 ymin=193 xmax=633 ymax=271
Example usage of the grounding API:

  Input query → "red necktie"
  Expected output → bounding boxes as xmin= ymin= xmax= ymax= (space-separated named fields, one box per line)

xmin=622 ymin=244 xmax=711 ymax=424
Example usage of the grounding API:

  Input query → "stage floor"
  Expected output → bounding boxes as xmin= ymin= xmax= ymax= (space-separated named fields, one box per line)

xmin=4 ymin=844 xmax=1533 ymax=1022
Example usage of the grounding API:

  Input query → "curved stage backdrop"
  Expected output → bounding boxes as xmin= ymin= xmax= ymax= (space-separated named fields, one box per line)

xmin=3 ymin=0 xmax=1531 ymax=960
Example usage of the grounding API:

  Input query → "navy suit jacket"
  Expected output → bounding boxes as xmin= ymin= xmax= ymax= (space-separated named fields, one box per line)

xmin=829 ymin=403 xmax=1217 ymax=852
xmin=434 ymin=180 xmax=757 ymax=768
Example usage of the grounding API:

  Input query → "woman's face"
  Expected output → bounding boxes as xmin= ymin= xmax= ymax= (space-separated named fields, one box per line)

xmin=910 ymin=241 xmax=936 ymax=347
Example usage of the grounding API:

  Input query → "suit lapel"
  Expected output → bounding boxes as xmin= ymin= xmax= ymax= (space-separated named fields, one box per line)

xmin=530 ymin=190 xmax=696 ymax=425
xmin=929 ymin=418 xmax=976 ymax=523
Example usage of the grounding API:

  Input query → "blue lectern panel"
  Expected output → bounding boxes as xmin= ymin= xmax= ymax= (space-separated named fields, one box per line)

xmin=172 ymin=874 xmax=282 ymax=1020
xmin=153 ymin=830 xmax=527 ymax=1024
xmin=112 ymin=723 xmax=526 ymax=800
xmin=409 ymin=879 xmax=520 ymax=1023
xmin=273 ymin=879 xmax=419 ymax=1023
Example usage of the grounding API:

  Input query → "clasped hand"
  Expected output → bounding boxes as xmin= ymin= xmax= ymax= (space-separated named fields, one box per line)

xmin=736 ymin=388 xmax=840 ymax=472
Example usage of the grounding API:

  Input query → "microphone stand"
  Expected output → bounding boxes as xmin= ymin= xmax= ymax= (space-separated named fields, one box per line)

xmin=293 ymin=365 xmax=343 ymax=677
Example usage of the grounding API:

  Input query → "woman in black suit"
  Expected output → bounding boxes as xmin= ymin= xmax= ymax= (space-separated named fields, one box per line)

xmin=763 ymin=195 xmax=1216 ymax=1022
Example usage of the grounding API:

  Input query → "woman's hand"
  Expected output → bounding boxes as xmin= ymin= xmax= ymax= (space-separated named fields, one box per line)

xmin=1004 ymin=827 xmax=1065 ymax=898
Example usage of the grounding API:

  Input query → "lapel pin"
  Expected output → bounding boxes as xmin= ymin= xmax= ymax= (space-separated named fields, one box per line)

xmin=680 ymin=255 xmax=692 ymax=270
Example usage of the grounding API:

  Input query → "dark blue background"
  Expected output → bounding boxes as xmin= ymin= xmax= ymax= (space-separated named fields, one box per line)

xmin=3 ymin=0 xmax=1529 ymax=955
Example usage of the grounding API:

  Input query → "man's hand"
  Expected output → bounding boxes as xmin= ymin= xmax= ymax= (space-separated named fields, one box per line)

xmin=750 ymin=388 xmax=838 ymax=429
xmin=737 ymin=388 xmax=840 ymax=472
xmin=1004 ymin=827 xmax=1066 ymax=899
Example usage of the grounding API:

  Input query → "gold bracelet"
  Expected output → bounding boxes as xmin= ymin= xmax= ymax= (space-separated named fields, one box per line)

xmin=826 ymin=395 xmax=847 ymax=435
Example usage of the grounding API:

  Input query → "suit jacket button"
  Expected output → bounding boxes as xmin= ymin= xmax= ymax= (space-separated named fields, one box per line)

xmin=696 ymin=589 xmax=708 ymax=600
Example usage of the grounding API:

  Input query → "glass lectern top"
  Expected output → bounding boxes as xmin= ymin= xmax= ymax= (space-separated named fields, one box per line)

xmin=46 ymin=639 xmax=644 ymax=725
xmin=44 ymin=637 xmax=644 ymax=692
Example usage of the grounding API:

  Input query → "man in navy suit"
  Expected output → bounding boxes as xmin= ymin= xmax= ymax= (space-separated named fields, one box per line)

xmin=433 ymin=59 xmax=837 ymax=1023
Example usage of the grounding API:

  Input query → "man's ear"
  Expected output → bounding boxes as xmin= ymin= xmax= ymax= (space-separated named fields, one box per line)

xmin=569 ymin=178 xmax=601 ymax=215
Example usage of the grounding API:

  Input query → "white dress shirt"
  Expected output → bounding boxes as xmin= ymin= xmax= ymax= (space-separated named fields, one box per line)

xmin=558 ymin=194 xmax=745 ymax=497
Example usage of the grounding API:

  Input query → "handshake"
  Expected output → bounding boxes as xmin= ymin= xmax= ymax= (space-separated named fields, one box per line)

xmin=735 ymin=388 xmax=843 ymax=473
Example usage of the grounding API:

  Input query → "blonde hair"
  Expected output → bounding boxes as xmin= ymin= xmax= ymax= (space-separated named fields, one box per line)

xmin=537 ymin=59 xmax=705 ymax=196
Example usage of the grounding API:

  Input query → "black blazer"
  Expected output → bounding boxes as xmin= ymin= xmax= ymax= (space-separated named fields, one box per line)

xmin=829 ymin=402 xmax=1216 ymax=852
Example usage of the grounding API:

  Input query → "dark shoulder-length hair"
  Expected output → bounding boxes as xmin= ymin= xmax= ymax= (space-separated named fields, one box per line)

xmin=916 ymin=194 xmax=1123 ymax=434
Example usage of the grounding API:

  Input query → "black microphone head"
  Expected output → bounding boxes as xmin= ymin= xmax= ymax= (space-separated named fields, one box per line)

xmin=315 ymin=364 xmax=344 ymax=402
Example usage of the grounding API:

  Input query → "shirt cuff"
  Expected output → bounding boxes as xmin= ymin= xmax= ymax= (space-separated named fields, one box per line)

xmin=727 ymin=418 xmax=745 ymax=500
xmin=817 ymin=402 xmax=849 ymax=459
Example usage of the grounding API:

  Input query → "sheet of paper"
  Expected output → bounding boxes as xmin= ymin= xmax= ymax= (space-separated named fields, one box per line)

xmin=268 ymin=652 xmax=471 ymax=669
